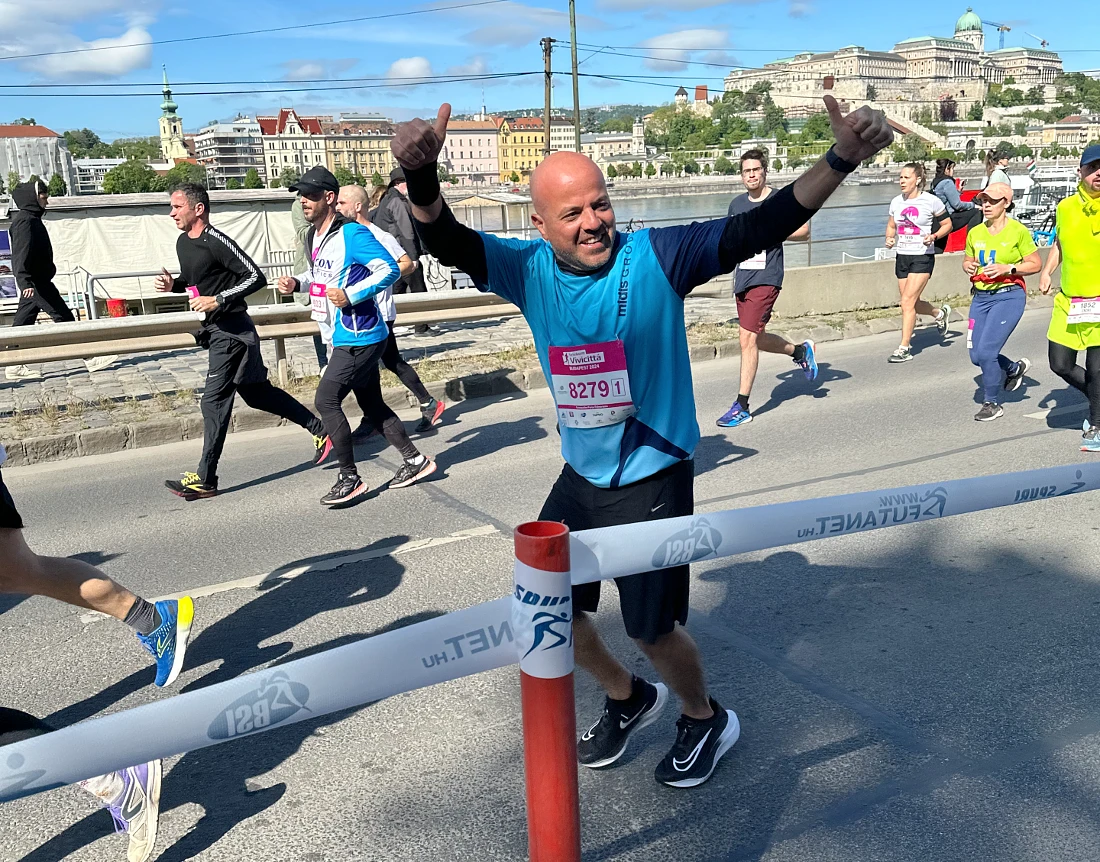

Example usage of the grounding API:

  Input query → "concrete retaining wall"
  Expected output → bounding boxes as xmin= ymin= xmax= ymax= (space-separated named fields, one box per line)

xmin=770 ymin=247 xmax=1059 ymax=318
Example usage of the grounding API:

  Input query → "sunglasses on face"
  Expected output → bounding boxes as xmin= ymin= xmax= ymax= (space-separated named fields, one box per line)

xmin=977 ymin=196 xmax=1004 ymax=205
xmin=298 ymin=190 xmax=325 ymax=202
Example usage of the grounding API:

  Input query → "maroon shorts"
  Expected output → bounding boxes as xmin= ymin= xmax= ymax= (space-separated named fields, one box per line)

xmin=735 ymin=284 xmax=781 ymax=334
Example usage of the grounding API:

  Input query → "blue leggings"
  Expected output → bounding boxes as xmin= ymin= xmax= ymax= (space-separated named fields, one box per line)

xmin=968 ymin=288 xmax=1026 ymax=402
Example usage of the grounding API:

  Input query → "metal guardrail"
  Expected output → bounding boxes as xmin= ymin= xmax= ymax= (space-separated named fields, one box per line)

xmin=0 ymin=291 xmax=521 ymax=387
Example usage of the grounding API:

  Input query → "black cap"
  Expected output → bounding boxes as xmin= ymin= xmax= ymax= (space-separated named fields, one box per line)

xmin=289 ymin=165 xmax=339 ymax=196
xmin=389 ymin=166 xmax=406 ymax=184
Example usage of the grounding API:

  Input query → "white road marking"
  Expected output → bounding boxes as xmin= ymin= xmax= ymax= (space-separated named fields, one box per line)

xmin=1023 ymin=404 xmax=1088 ymax=420
xmin=80 ymin=525 xmax=500 ymax=624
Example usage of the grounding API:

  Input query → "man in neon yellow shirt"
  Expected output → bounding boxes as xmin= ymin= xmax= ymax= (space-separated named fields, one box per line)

xmin=962 ymin=182 xmax=1042 ymax=421
xmin=1040 ymin=144 xmax=1100 ymax=452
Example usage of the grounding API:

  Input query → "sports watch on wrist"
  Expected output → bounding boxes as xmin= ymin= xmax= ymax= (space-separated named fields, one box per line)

xmin=825 ymin=146 xmax=859 ymax=174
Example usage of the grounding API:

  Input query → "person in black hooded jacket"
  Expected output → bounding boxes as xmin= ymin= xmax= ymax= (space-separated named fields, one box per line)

xmin=9 ymin=179 xmax=72 ymax=325
xmin=5 ymin=180 xmax=116 ymax=380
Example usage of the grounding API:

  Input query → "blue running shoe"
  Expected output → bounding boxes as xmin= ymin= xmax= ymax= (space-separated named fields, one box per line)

xmin=796 ymin=339 xmax=818 ymax=381
xmin=1084 ymin=418 xmax=1092 ymax=435
xmin=1082 ymin=429 xmax=1100 ymax=453
xmin=717 ymin=402 xmax=752 ymax=428
xmin=136 ymin=597 xmax=195 ymax=687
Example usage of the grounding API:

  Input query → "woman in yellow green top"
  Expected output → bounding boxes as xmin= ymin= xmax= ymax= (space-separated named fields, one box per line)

xmin=962 ymin=182 xmax=1042 ymax=421
xmin=1040 ymin=145 xmax=1100 ymax=452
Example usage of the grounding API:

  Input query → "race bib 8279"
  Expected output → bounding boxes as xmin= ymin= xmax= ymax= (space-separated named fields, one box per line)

xmin=548 ymin=340 xmax=634 ymax=429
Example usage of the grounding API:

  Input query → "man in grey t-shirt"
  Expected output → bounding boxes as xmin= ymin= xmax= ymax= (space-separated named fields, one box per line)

xmin=717 ymin=149 xmax=817 ymax=428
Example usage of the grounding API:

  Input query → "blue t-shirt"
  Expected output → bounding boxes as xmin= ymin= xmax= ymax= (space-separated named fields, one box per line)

xmin=479 ymin=222 xmax=726 ymax=488
xmin=728 ymin=191 xmax=785 ymax=292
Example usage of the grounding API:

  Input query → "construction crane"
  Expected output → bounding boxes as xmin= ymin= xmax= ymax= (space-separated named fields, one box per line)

xmin=982 ymin=19 xmax=1012 ymax=50
xmin=1025 ymin=32 xmax=1050 ymax=49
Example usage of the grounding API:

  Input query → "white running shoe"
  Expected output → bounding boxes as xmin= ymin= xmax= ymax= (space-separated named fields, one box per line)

xmin=5 ymin=364 xmax=41 ymax=381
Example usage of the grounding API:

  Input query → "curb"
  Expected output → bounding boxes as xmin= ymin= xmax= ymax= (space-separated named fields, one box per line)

xmin=1 ymin=295 xmax=1056 ymax=468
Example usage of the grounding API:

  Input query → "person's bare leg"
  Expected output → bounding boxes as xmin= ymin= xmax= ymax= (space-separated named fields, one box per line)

xmin=737 ymin=327 xmax=760 ymax=397
xmin=573 ymin=610 xmax=633 ymax=700
xmin=0 ymin=528 xmax=137 ymax=620
xmin=635 ymin=625 xmax=713 ymax=719
xmin=757 ymin=331 xmax=796 ymax=357
xmin=899 ymin=273 xmax=933 ymax=347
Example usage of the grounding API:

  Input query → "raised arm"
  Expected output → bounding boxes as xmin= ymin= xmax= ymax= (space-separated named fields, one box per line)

xmin=787 ymin=96 xmax=894 ymax=211
xmin=390 ymin=104 xmax=488 ymax=284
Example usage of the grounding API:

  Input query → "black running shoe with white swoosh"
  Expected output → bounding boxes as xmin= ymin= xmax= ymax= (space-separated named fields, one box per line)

xmin=578 ymin=677 xmax=667 ymax=768
xmin=654 ymin=697 xmax=740 ymax=788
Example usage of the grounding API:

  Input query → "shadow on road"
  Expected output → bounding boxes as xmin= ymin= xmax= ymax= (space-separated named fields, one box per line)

xmin=694 ymin=434 xmax=757 ymax=476
xmin=750 ymin=361 xmax=851 ymax=420
xmin=434 ymin=416 xmax=548 ymax=472
xmin=1035 ymin=386 xmax=1090 ymax=429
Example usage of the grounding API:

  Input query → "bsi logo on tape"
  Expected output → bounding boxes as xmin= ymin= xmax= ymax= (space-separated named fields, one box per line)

xmin=0 ymin=752 xmax=51 ymax=801
xmin=207 ymin=672 xmax=311 ymax=741
xmin=651 ymin=517 xmax=722 ymax=568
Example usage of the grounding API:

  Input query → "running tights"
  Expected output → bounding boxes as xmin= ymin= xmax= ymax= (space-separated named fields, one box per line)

xmin=1048 ymin=342 xmax=1100 ymax=427
xmin=968 ymin=289 xmax=1025 ymax=403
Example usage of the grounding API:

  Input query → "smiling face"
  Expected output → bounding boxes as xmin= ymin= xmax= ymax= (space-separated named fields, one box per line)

xmin=529 ymin=152 xmax=617 ymax=272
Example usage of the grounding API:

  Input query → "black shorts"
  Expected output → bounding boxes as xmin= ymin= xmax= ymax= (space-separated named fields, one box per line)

xmin=538 ymin=459 xmax=694 ymax=644
xmin=895 ymin=253 xmax=935 ymax=279
xmin=0 ymin=470 xmax=22 ymax=530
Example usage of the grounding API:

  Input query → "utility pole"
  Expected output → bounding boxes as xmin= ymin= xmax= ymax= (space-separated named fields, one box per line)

xmin=569 ymin=0 xmax=581 ymax=152
xmin=541 ymin=37 xmax=554 ymax=157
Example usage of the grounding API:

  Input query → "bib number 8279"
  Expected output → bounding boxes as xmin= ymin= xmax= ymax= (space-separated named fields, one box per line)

xmin=569 ymin=379 xmax=623 ymax=400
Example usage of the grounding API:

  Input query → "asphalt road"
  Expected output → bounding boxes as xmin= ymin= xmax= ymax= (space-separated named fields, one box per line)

xmin=3 ymin=308 xmax=1100 ymax=862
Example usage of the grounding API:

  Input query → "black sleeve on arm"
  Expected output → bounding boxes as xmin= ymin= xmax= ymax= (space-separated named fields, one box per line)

xmin=206 ymin=227 xmax=267 ymax=303
xmin=9 ymin=220 xmax=36 ymax=294
xmin=718 ymin=184 xmax=816 ymax=271
xmin=412 ymin=201 xmax=489 ymax=286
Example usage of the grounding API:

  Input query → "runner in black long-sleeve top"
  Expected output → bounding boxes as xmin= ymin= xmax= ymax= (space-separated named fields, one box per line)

xmin=391 ymin=95 xmax=895 ymax=788
xmin=155 ymin=183 xmax=332 ymax=499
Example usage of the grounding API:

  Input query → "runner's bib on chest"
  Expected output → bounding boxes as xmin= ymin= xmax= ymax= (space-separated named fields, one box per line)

xmin=739 ymin=250 xmax=767 ymax=271
xmin=548 ymin=340 xmax=634 ymax=429
xmin=1067 ymin=296 xmax=1100 ymax=325
xmin=309 ymin=282 xmax=328 ymax=322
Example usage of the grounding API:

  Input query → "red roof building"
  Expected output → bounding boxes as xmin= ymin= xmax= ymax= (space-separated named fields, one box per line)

xmin=257 ymin=109 xmax=327 ymax=186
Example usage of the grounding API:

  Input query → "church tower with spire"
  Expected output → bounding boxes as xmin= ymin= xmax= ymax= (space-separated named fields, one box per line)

xmin=158 ymin=66 xmax=189 ymax=162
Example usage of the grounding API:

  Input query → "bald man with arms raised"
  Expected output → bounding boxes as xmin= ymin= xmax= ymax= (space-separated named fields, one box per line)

xmin=392 ymin=97 xmax=894 ymax=788
xmin=335 ymin=185 xmax=445 ymax=434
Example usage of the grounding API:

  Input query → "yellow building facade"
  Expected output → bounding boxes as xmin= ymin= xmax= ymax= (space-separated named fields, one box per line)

xmin=498 ymin=117 xmax=546 ymax=183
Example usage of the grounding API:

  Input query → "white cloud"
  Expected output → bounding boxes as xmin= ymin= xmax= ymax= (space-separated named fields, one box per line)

xmin=387 ymin=57 xmax=436 ymax=80
xmin=447 ymin=56 xmax=492 ymax=76
xmin=788 ymin=1 xmax=814 ymax=17
xmin=638 ymin=29 xmax=730 ymax=71
xmin=279 ymin=58 xmax=358 ymax=80
xmin=459 ymin=1 xmax=602 ymax=47
xmin=0 ymin=0 xmax=158 ymax=80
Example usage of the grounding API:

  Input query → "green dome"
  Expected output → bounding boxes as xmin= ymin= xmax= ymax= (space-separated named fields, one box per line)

xmin=955 ymin=7 xmax=982 ymax=32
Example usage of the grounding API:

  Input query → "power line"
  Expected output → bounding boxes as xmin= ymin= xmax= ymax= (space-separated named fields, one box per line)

xmin=0 ymin=72 xmax=539 ymax=98
xmin=0 ymin=0 xmax=508 ymax=63
xmin=0 ymin=72 xmax=534 ymax=91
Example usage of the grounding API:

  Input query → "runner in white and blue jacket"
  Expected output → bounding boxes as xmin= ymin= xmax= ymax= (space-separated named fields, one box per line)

xmin=280 ymin=167 xmax=437 ymax=506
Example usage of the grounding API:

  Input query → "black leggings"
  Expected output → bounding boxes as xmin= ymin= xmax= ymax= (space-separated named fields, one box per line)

xmin=1048 ymin=341 xmax=1100 ymax=427
xmin=315 ymin=343 xmax=419 ymax=473
xmin=368 ymin=322 xmax=431 ymax=404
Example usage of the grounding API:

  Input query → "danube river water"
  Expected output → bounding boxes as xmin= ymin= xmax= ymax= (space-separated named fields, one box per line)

xmin=454 ymin=180 xmax=903 ymax=267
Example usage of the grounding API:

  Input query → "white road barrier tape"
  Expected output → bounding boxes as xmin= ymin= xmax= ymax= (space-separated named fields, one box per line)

xmin=0 ymin=597 xmax=514 ymax=803
xmin=567 ymin=462 xmax=1100 ymax=584
xmin=3 ymin=462 xmax=1097 ymax=803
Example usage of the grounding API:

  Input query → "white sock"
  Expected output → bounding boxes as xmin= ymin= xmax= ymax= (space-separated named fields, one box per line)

xmin=78 ymin=771 xmax=124 ymax=804
xmin=408 ymin=454 xmax=427 ymax=466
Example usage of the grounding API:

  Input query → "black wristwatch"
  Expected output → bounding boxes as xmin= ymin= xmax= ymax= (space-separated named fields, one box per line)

xmin=825 ymin=146 xmax=859 ymax=174
xmin=1010 ymin=266 xmax=1017 ymax=275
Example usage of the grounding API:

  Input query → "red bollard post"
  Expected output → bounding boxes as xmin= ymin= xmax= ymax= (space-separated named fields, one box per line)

xmin=513 ymin=521 xmax=581 ymax=862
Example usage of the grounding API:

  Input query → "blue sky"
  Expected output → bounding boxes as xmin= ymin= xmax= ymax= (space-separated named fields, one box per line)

xmin=0 ymin=0 xmax=1094 ymax=140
